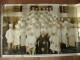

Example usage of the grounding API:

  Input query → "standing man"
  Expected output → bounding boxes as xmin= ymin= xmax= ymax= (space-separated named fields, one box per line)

xmin=13 ymin=25 xmax=21 ymax=50
xmin=20 ymin=22 xmax=27 ymax=54
xmin=5 ymin=24 xmax=14 ymax=50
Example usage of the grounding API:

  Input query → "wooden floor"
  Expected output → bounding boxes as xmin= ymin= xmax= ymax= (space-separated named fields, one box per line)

xmin=0 ymin=0 xmax=80 ymax=60
xmin=0 ymin=56 xmax=80 ymax=60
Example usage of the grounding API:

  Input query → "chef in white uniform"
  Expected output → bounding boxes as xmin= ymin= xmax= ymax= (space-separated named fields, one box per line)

xmin=35 ymin=23 xmax=40 ymax=39
xmin=45 ymin=8 xmax=48 ymax=15
xmin=30 ymin=7 xmax=35 ymax=15
xmin=41 ymin=23 xmax=47 ymax=35
xmin=60 ymin=17 xmax=63 ymax=22
xmin=26 ymin=28 xmax=36 ymax=54
xmin=42 ymin=8 xmax=46 ymax=15
xmin=38 ymin=7 xmax=42 ymax=16
xmin=13 ymin=25 xmax=21 ymax=50
xmin=48 ymin=22 xmax=52 ymax=37
xmin=49 ymin=21 xmax=60 ymax=54
xmin=26 ymin=18 xmax=36 ymax=54
xmin=61 ymin=21 xmax=68 ymax=48
xmin=18 ymin=20 xmax=22 ymax=27
xmin=5 ymin=24 xmax=14 ymax=50
xmin=52 ymin=17 xmax=57 ymax=34
xmin=20 ymin=22 xmax=27 ymax=47
xmin=68 ymin=23 xmax=76 ymax=47
xmin=57 ymin=21 xmax=62 ymax=44
xmin=74 ymin=23 xmax=79 ymax=48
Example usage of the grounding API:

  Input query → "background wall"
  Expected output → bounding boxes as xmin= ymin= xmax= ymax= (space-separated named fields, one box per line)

xmin=67 ymin=5 xmax=77 ymax=17
xmin=77 ymin=6 xmax=80 ymax=17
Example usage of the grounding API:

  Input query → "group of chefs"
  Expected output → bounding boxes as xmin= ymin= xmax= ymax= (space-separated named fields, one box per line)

xmin=5 ymin=7 xmax=79 ymax=54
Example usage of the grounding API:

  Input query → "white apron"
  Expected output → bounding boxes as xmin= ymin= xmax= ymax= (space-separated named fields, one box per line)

xmin=74 ymin=24 xmax=79 ymax=43
xmin=13 ymin=30 xmax=21 ymax=45
xmin=47 ymin=27 xmax=52 ymax=36
xmin=26 ymin=27 xmax=36 ymax=47
xmin=49 ymin=35 xmax=60 ymax=52
xmin=5 ymin=29 xmax=14 ymax=43
xmin=52 ymin=25 xmax=57 ymax=34
xmin=20 ymin=28 xmax=27 ymax=46
xmin=35 ymin=28 xmax=40 ymax=38
xmin=68 ymin=26 xmax=76 ymax=47
xmin=57 ymin=28 xmax=61 ymax=43
xmin=61 ymin=27 xmax=68 ymax=46
xmin=26 ymin=35 xmax=36 ymax=47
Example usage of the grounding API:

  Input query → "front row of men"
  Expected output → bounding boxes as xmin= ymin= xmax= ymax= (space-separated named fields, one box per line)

xmin=5 ymin=18 xmax=78 ymax=54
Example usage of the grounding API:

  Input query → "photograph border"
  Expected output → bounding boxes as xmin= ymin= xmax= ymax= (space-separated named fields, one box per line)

xmin=1 ymin=4 xmax=80 ymax=57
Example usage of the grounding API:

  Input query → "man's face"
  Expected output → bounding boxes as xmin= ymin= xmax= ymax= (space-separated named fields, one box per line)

xmin=32 ymin=7 xmax=35 ymax=10
xmin=10 ymin=27 xmax=13 ymax=29
xmin=21 ymin=26 xmax=24 ymax=28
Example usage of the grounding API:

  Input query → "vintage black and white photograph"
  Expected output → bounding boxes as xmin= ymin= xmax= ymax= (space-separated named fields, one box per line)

xmin=1 ymin=4 xmax=80 ymax=57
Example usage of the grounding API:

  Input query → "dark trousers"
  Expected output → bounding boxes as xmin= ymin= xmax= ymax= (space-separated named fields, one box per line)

xmin=76 ymin=42 xmax=80 ymax=53
xmin=61 ymin=43 xmax=66 ymax=49
xmin=20 ymin=46 xmax=26 ymax=54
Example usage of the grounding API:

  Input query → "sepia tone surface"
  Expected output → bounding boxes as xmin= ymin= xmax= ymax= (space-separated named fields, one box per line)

xmin=0 ymin=0 xmax=80 ymax=60
xmin=2 ymin=4 xmax=80 ymax=55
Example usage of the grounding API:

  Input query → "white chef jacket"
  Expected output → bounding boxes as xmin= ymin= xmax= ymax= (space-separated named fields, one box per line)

xmin=49 ymin=35 xmax=60 ymax=52
xmin=74 ymin=24 xmax=79 ymax=42
xmin=5 ymin=29 xmax=14 ymax=43
xmin=26 ymin=34 xmax=36 ymax=46
xmin=20 ymin=27 xmax=27 ymax=46
xmin=51 ymin=25 xmax=57 ymax=34
xmin=26 ymin=26 xmax=36 ymax=46
xmin=57 ymin=27 xmax=61 ymax=43
xmin=35 ymin=27 xmax=40 ymax=39
xmin=68 ymin=24 xmax=76 ymax=47
xmin=47 ymin=27 xmax=52 ymax=36
xmin=40 ymin=27 xmax=48 ymax=35
xmin=13 ymin=29 xmax=21 ymax=45
xmin=61 ymin=23 xmax=68 ymax=45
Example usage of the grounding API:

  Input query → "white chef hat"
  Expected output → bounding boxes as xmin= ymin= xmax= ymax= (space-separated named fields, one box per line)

xmin=32 ymin=18 xmax=36 ymax=23
xmin=20 ymin=18 xmax=23 ymax=21
xmin=29 ymin=15 xmax=32 ymax=18
xmin=15 ymin=25 xmax=20 ymax=29
xmin=21 ymin=23 xmax=25 ymax=27
xmin=9 ymin=24 xmax=13 ymax=27
xmin=31 ymin=29 xmax=34 ymax=33
xmin=40 ymin=15 xmax=44 ymax=17
xmin=50 ymin=18 xmax=53 ymax=20
xmin=49 ymin=23 xmax=52 ymax=26
xmin=38 ymin=19 xmax=42 ymax=23
xmin=64 ymin=21 xmax=68 ymax=24
xmin=31 ymin=18 xmax=35 ymax=20
xmin=52 ymin=15 xmax=54 ymax=17
xmin=62 ymin=23 xmax=65 ymax=26
xmin=18 ymin=21 xmax=22 ymax=24
xmin=61 ymin=18 xmax=63 ymax=20
xmin=35 ymin=23 xmax=39 ymax=26
xmin=41 ymin=23 xmax=45 ymax=27
xmin=53 ymin=21 xmax=56 ymax=25
xmin=54 ymin=17 xmax=57 ymax=21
